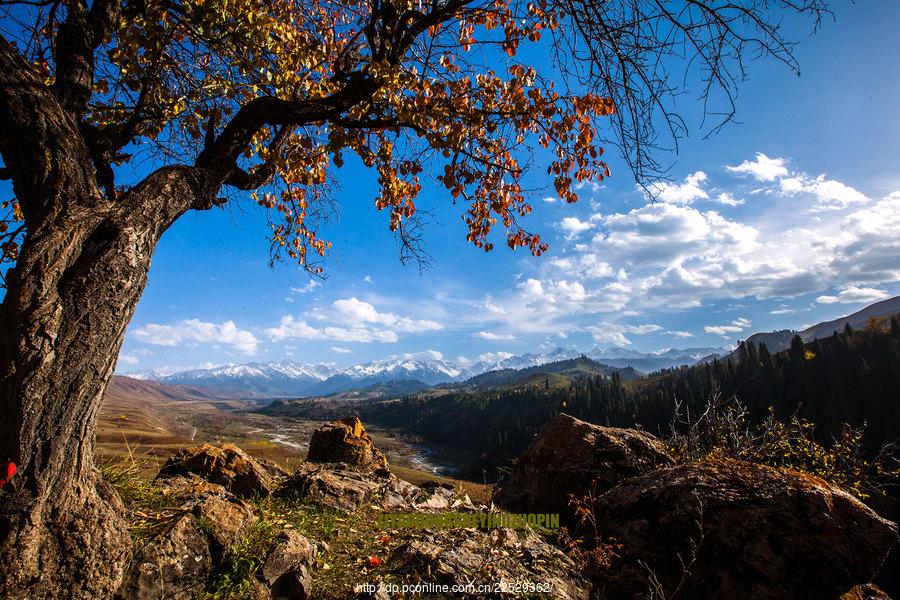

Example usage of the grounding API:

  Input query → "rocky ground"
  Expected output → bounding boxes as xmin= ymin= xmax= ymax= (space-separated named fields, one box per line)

xmin=105 ymin=415 xmax=898 ymax=599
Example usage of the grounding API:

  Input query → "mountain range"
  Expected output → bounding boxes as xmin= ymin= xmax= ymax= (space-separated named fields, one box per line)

xmin=126 ymin=345 xmax=729 ymax=397
xmin=126 ymin=296 xmax=900 ymax=398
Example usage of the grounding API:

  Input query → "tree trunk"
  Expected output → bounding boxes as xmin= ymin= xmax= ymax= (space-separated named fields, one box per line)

xmin=0 ymin=167 xmax=207 ymax=599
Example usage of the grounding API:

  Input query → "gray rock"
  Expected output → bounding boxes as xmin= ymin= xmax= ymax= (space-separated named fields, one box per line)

xmin=117 ymin=514 xmax=212 ymax=600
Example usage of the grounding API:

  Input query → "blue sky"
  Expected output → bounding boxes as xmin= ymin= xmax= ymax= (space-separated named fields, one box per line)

xmin=6 ymin=3 xmax=900 ymax=372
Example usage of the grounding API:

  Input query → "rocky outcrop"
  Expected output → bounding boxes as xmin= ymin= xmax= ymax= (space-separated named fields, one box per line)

xmin=281 ymin=462 xmax=473 ymax=512
xmin=117 ymin=514 xmax=213 ymax=600
xmin=493 ymin=414 xmax=672 ymax=523
xmin=592 ymin=457 xmax=898 ymax=600
xmin=117 ymin=473 xmax=315 ymax=600
xmin=393 ymin=528 xmax=590 ymax=600
xmin=305 ymin=416 xmax=388 ymax=469
xmin=157 ymin=443 xmax=283 ymax=497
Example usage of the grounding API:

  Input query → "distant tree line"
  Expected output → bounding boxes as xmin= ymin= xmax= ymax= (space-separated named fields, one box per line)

xmin=353 ymin=318 xmax=900 ymax=481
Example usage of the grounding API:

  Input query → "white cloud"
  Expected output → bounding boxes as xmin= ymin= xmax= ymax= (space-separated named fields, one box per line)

xmin=291 ymin=280 xmax=321 ymax=294
xmin=651 ymin=171 xmax=708 ymax=204
xmin=266 ymin=297 xmax=441 ymax=343
xmin=542 ymin=196 xmax=556 ymax=204
xmin=816 ymin=286 xmax=889 ymax=305
xmin=667 ymin=330 xmax=695 ymax=338
xmin=704 ymin=317 xmax=752 ymax=337
xmin=330 ymin=297 xmax=442 ymax=333
xmin=726 ymin=153 xmax=788 ymax=182
xmin=557 ymin=216 xmax=595 ymax=237
xmin=119 ymin=354 xmax=139 ymax=365
xmin=364 ymin=275 xmax=374 ymax=284
xmin=713 ymin=192 xmax=745 ymax=207
xmin=331 ymin=346 xmax=352 ymax=354
xmin=585 ymin=321 xmax=662 ymax=346
xmin=389 ymin=349 xmax=445 ymax=361
xmin=477 ymin=351 xmax=514 ymax=363
xmin=476 ymin=331 xmax=515 ymax=340
xmin=265 ymin=316 xmax=399 ymax=343
xmin=779 ymin=174 xmax=869 ymax=210
xmin=133 ymin=319 xmax=259 ymax=354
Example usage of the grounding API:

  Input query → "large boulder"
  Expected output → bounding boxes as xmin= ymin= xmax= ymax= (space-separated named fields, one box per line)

xmin=157 ymin=443 xmax=282 ymax=497
xmin=493 ymin=414 xmax=672 ymax=523
xmin=306 ymin=416 xmax=388 ymax=469
xmin=592 ymin=457 xmax=898 ymax=600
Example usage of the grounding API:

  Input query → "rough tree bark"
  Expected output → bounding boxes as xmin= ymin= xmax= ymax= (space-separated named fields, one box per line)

xmin=0 ymin=31 xmax=377 ymax=600
xmin=0 ymin=38 xmax=219 ymax=598
xmin=0 ymin=0 xmax=441 ymax=590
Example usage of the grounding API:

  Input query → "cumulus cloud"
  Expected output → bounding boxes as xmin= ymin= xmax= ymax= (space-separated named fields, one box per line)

xmin=537 ymin=187 xmax=900 ymax=314
xmin=119 ymin=354 xmax=139 ymax=365
xmin=779 ymin=174 xmax=869 ymax=210
xmin=476 ymin=331 xmax=515 ymax=340
xmin=651 ymin=171 xmax=708 ymax=204
xmin=667 ymin=330 xmax=695 ymax=338
xmin=726 ymin=153 xmax=788 ymax=181
xmin=133 ymin=319 xmax=259 ymax=354
xmin=266 ymin=297 xmax=441 ymax=343
xmin=816 ymin=286 xmax=889 ymax=305
xmin=704 ymin=318 xmax=752 ymax=337
xmin=713 ymin=192 xmax=745 ymax=207
xmin=290 ymin=280 xmax=321 ymax=294
xmin=478 ymin=351 xmax=515 ymax=363
xmin=265 ymin=316 xmax=399 ymax=343
xmin=557 ymin=216 xmax=595 ymax=237
xmin=330 ymin=297 xmax=443 ymax=332
xmin=585 ymin=321 xmax=662 ymax=346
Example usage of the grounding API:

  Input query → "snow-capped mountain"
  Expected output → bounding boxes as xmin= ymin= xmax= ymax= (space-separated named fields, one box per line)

xmin=155 ymin=360 xmax=341 ymax=396
xmin=124 ymin=346 xmax=729 ymax=397
xmin=310 ymin=357 xmax=465 ymax=395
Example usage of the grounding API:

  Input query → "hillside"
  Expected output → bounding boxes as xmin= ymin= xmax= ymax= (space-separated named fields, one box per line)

xmin=727 ymin=295 xmax=900 ymax=359
xmin=461 ymin=355 xmax=642 ymax=388
xmin=801 ymin=295 xmax=900 ymax=341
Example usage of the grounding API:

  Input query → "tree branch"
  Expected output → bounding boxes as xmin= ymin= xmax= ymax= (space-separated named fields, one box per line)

xmin=0 ymin=35 xmax=99 ymax=223
xmin=51 ymin=0 xmax=122 ymax=116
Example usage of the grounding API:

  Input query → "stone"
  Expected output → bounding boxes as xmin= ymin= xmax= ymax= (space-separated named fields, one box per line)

xmin=592 ymin=457 xmax=898 ymax=600
xmin=257 ymin=531 xmax=317 ymax=587
xmin=193 ymin=495 xmax=257 ymax=557
xmin=282 ymin=463 xmax=474 ymax=513
xmin=493 ymin=413 xmax=673 ymax=524
xmin=157 ymin=443 xmax=280 ymax=497
xmin=306 ymin=416 xmax=388 ymax=469
xmin=116 ymin=514 xmax=212 ymax=600
xmin=393 ymin=527 xmax=589 ymax=599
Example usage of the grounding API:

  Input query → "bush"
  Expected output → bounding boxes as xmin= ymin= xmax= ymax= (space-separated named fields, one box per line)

xmin=667 ymin=389 xmax=899 ymax=499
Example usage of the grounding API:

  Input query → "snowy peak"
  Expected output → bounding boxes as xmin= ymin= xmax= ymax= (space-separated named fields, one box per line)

xmin=124 ymin=345 xmax=729 ymax=397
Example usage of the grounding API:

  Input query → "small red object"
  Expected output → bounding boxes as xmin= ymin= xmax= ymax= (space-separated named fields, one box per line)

xmin=366 ymin=556 xmax=383 ymax=567
xmin=0 ymin=461 xmax=16 ymax=488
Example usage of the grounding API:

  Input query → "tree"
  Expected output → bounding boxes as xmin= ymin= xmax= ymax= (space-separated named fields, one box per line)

xmin=0 ymin=0 xmax=829 ymax=597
